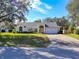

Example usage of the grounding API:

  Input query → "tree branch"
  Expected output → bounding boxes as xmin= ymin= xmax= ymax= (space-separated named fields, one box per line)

xmin=0 ymin=7 xmax=20 ymax=19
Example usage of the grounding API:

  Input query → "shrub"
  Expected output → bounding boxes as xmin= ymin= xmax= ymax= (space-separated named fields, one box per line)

xmin=9 ymin=30 xmax=12 ymax=32
xmin=75 ymin=29 xmax=79 ymax=34
xmin=58 ymin=27 xmax=63 ymax=34
xmin=1 ymin=30 xmax=5 ymax=32
xmin=67 ymin=26 xmax=75 ymax=34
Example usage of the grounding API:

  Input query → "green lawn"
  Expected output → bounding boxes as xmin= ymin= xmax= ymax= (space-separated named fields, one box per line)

xmin=67 ymin=34 xmax=79 ymax=40
xmin=0 ymin=33 xmax=50 ymax=47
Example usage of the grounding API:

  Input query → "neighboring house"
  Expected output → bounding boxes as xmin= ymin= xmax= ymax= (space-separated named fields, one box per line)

xmin=16 ymin=22 xmax=60 ymax=34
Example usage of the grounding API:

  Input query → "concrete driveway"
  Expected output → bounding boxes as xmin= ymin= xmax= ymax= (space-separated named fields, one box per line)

xmin=47 ymin=34 xmax=79 ymax=47
xmin=0 ymin=34 xmax=79 ymax=59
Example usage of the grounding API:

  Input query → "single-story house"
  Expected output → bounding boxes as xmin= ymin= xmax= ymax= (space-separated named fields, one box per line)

xmin=16 ymin=22 xmax=60 ymax=34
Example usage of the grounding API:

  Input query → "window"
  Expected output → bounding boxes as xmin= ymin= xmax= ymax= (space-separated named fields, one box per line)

xmin=45 ymin=24 xmax=48 ymax=27
xmin=24 ymin=26 xmax=26 ymax=28
xmin=19 ymin=26 xmax=22 ymax=32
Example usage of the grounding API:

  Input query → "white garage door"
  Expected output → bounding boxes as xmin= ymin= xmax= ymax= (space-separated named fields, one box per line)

xmin=45 ymin=28 xmax=59 ymax=34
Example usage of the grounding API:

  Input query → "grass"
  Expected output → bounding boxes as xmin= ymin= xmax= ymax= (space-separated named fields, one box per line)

xmin=0 ymin=33 xmax=50 ymax=47
xmin=67 ymin=34 xmax=79 ymax=40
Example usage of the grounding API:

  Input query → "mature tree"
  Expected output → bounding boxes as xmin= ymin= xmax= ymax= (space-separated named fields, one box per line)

xmin=0 ymin=0 xmax=31 ymax=31
xmin=57 ymin=17 xmax=67 ymax=26
xmin=66 ymin=0 xmax=79 ymax=33
xmin=56 ymin=16 xmax=69 ymax=33
xmin=67 ymin=0 xmax=79 ymax=21
xmin=0 ymin=0 xmax=31 ymax=23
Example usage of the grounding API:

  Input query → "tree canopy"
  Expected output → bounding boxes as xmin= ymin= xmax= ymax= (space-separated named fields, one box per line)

xmin=0 ymin=0 xmax=31 ymax=22
xmin=67 ymin=0 xmax=79 ymax=20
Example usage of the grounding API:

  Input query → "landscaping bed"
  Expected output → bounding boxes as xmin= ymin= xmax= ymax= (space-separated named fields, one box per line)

xmin=0 ymin=33 xmax=50 ymax=47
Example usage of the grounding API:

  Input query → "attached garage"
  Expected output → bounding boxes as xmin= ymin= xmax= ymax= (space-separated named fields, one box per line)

xmin=45 ymin=27 xmax=60 ymax=34
xmin=44 ymin=22 xmax=60 ymax=34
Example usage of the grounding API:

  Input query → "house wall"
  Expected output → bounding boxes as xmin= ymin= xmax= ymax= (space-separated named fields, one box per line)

xmin=15 ymin=22 xmax=60 ymax=33
xmin=16 ymin=25 xmax=38 ymax=32
xmin=16 ymin=22 xmax=44 ymax=32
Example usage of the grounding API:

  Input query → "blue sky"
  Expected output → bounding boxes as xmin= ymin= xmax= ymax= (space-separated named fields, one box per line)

xmin=26 ymin=0 xmax=69 ymax=22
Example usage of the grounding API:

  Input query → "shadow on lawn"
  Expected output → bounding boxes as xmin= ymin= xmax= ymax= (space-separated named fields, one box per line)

xmin=0 ymin=35 xmax=50 ymax=47
xmin=0 ymin=47 xmax=79 ymax=59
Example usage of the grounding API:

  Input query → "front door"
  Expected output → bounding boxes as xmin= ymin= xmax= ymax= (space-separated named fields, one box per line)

xmin=39 ymin=25 xmax=44 ymax=33
xmin=19 ymin=26 xmax=23 ymax=32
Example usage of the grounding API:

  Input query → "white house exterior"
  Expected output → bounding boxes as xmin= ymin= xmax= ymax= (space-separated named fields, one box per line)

xmin=16 ymin=22 xmax=60 ymax=34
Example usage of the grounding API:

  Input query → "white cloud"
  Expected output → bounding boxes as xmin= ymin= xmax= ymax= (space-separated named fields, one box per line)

xmin=44 ymin=4 xmax=52 ymax=10
xmin=31 ymin=0 xmax=52 ymax=14
xmin=31 ymin=0 xmax=46 ymax=14
xmin=34 ymin=0 xmax=40 ymax=3
xmin=33 ymin=0 xmax=42 ymax=5
xmin=32 ymin=3 xmax=46 ymax=14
